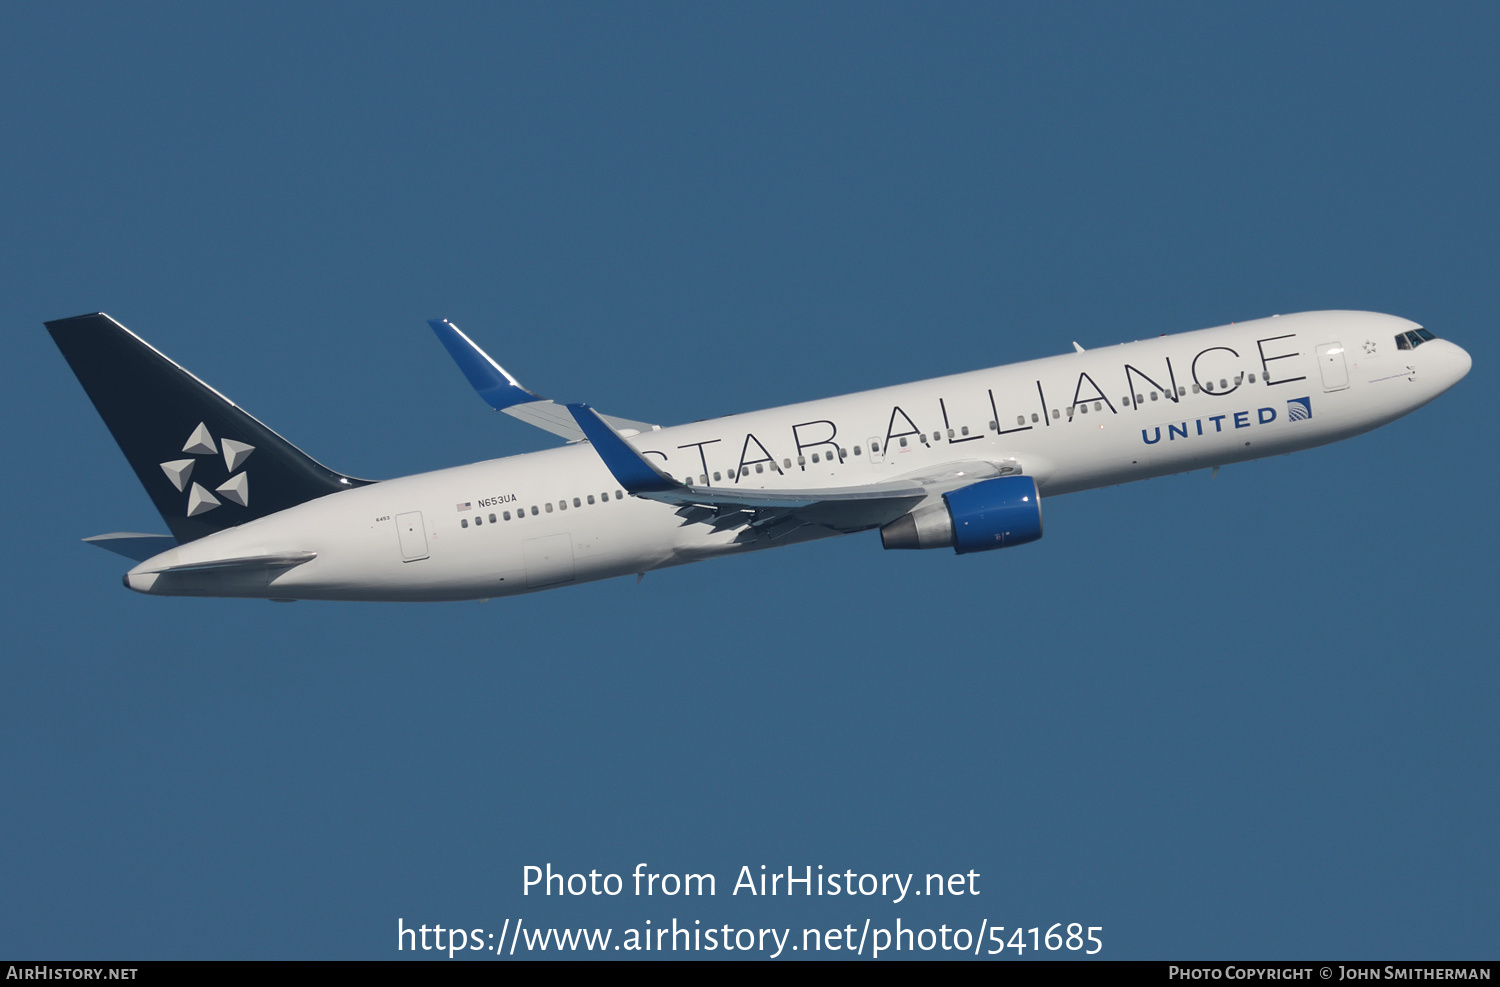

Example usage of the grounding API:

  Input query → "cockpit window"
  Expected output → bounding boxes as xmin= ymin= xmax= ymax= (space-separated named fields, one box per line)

xmin=1396 ymin=329 xmax=1437 ymax=350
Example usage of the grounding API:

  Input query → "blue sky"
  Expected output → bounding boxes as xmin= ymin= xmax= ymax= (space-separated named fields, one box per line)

xmin=1 ymin=2 xmax=1496 ymax=959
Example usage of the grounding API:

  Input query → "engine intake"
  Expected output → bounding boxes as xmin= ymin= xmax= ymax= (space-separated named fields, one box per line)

xmin=880 ymin=475 xmax=1043 ymax=553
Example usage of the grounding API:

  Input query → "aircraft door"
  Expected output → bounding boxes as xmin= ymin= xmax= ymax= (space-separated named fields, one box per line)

xmin=524 ymin=533 xmax=575 ymax=588
xmin=867 ymin=437 xmax=885 ymax=464
xmin=1317 ymin=341 xmax=1350 ymax=391
xmin=395 ymin=511 xmax=429 ymax=562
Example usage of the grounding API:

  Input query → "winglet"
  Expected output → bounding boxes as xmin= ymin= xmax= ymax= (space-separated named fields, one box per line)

xmin=566 ymin=403 xmax=679 ymax=493
xmin=428 ymin=319 xmax=660 ymax=442
xmin=427 ymin=318 xmax=543 ymax=411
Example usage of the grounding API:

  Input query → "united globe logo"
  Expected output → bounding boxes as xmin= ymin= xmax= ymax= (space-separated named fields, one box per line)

xmin=1287 ymin=397 xmax=1312 ymax=421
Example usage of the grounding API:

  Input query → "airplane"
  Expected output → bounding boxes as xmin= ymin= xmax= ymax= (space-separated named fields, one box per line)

xmin=46 ymin=309 xmax=1470 ymax=602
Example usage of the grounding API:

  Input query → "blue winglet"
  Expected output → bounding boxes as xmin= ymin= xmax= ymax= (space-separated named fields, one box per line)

xmin=566 ymin=404 xmax=679 ymax=493
xmin=428 ymin=319 xmax=543 ymax=411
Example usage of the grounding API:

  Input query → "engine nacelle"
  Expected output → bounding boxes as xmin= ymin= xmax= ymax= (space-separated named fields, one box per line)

xmin=880 ymin=475 xmax=1043 ymax=554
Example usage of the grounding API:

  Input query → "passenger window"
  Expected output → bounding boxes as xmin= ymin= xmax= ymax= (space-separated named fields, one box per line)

xmin=1030 ymin=413 xmax=1039 ymax=422
xmin=546 ymin=503 xmax=554 ymax=513
xmin=489 ymin=514 xmax=496 ymax=523
xmin=840 ymin=448 xmax=847 ymax=457
xmin=713 ymin=472 xmax=721 ymax=481
xmin=797 ymin=456 xmax=805 ymax=465
xmin=461 ymin=518 xmax=469 ymax=528
xmin=932 ymin=432 xmax=940 ymax=441
xmin=616 ymin=490 xmax=623 ymax=499
xmin=475 ymin=516 xmax=482 ymax=525
xmin=755 ymin=464 xmax=764 ymax=473
xmin=988 ymin=421 xmax=997 ymax=431
xmin=531 ymin=506 xmax=539 ymax=516
xmin=959 ymin=427 xmax=968 ymax=436
xmin=1150 ymin=392 xmax=1158 ymax=401
xmin=870 ymin=442 xmax=880 ymax=452
xmin=811 ymin=453 xmax=820 ymax=463
xmin=1135 ymin=394 xmax=1143 ymax=403
xmin=854 ymin=446 xmax=863 ymax=455
xmin=1051 ymin=409 xmax=1060 ymax=419
xmin=947 ymin=428 xmax=955 ymax=439
xmin=1248 ymin=373 xmax=1256 ymax=383
xmin=1178 ymin=387 xmax=1186 ymax=396
xmin=1121 ymin=397 xmax=1130 ymax=406
xmin=503 ymin=511 xmax=511 ymax=520
xmin=783 ymin=458 xmax=792 ymax=467
xmin=586 ymin=496 xmax=594 ymax=505
xmin=899 ymin=437 xmax=908 ymax=447
xmin=1016 ymin=416 xmax=1025 ymax=425
xmin=559 ymin=500 xmax=567 ymax=510
xmin=572 ymin=497 xmax=580 ymax=507
xmin=1193 ymin=384 xmax=1202 ymax=393
xmin=1220 ymin=379 xmax=1228 ymax=389
xmin=1079 ymin=404 xmax=1088 ymax=414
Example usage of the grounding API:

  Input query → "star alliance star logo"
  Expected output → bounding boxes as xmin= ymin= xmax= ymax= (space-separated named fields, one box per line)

xmin=159 ymin=422 xmax=254 ymax=516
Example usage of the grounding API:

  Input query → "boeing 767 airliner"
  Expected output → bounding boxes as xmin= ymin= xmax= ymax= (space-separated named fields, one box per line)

xmin=47 ymin=310 xmax=1469 ymax=601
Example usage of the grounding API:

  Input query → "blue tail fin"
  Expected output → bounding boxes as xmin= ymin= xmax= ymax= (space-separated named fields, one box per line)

xmin=47 ymin=313 xmax=371 ymax=543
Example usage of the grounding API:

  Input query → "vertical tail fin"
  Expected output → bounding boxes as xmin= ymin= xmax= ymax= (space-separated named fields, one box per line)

xmin=46 ymin=313 xmax=370 ymax=543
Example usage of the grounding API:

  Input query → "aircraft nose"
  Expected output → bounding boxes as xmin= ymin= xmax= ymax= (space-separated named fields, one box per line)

xmin=1452 ymin=341 xmax=1472 ymax=379
xmin=1427 ymin=338 xmax=1472 ymax=391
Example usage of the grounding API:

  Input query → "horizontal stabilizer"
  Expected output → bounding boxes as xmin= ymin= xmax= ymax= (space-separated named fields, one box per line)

xmin=135 ymin=551 xmax=317 ymax=575
xmin=428 ymin=319 xmax=657 ymax=441
xmin=83 ymin=532 xmax=177 ymax=562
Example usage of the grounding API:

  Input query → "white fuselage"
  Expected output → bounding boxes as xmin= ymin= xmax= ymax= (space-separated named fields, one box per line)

xmin=125 ymin=311 xmax=1471 ymax=601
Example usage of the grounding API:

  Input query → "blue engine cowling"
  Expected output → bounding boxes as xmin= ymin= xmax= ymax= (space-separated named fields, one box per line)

xmin=879 ymin=475 xmax=1043 ymax=553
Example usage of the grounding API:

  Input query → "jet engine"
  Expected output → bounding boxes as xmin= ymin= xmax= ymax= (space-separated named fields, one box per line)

xmin=880 ymin=475 xmax=1042 ymax=554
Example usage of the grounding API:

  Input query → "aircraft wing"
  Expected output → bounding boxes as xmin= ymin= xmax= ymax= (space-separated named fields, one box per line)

xmin=567 ymin=403 xmax=1017 ymax=539
xmin=428 ymin=319 xmax=658 ymax=442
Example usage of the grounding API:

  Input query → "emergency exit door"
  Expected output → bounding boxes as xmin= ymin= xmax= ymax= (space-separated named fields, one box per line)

xmin=395 ymin=511 xmax=429 ymax=562
xmin=1317 ymin=341 xmax=1349 ymax=391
